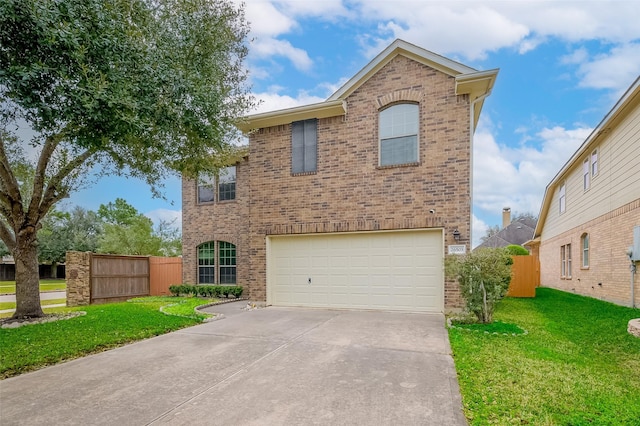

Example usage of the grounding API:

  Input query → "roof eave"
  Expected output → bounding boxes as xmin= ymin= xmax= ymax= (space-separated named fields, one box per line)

xmin=455 ymin=68 xmax=499 ymax=129
xmin=236 ymin=100 xmax=346 ymax=133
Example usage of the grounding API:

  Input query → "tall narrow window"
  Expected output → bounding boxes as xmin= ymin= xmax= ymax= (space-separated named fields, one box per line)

xmin=379 ymin=103 xmax=419 ymax=166
xmin=566 ymin=244 xmax=572 ymax=278
xmin=218 ymin=166 xmax=236 ymax=201
xmin=582 ymin=234 xmax=589 ymax=268
xmin=561 ymin=245 xmax=566 ymax=277
xmin=218 ymin=242 xmax=236 ymax=284
xmin=197 ymin=175 xmax=215 ymax=203
xmin=591 ymin=149 xmax=598 ymax=176
xmin=198 ymin=242 xmax=215 ymax=284
xmin=559 ymin=182 xmax=566 ymax=214
xmin=583 ymin=158 xmax=590 ymax=191
xmin=292 ymin=119 xmax=317 ymax=173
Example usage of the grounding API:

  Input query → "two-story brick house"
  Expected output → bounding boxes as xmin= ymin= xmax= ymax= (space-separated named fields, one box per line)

xmin=528 ymin=76 xmax=640 ymax=307
xmin=182 ymin=39 xmax=498 ymax=312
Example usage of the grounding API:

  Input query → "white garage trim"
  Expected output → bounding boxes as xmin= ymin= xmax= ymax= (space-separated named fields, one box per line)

xmin=266 ymin=229 xmax=444 ymax=312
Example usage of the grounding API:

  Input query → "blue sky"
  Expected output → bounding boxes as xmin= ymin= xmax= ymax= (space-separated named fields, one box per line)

xmin=65 ymin=0 xmax=640 ymax=246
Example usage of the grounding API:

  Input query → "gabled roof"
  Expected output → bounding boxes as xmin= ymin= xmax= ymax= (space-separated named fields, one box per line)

xmin=533 ymin=76 xmax=640 ymax=238
xmin=476 ymin=218 xmax=536 ymax=249
xmin=237 ymin=39 xmax=498 ymax=133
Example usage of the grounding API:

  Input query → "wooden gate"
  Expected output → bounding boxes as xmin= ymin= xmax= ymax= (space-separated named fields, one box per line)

xmin=507 ymin=255 xmax=539 ymax=298
xmin=149 ymin=256 xmax=182 ymax=296
xmin=91 ymin=254 xmax=149 ymax=304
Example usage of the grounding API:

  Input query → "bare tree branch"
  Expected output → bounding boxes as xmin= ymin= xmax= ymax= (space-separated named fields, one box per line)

xmin=0 ymin=219 xmax=16 ymax=251
xmin=0 ymin=134 xmax=23 ymax=211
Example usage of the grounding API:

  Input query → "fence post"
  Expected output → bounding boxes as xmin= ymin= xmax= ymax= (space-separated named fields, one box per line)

xmin=65 ymin=251 xmax=92 ymax=306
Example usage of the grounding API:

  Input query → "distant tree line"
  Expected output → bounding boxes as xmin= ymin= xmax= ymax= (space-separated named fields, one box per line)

xmin=0 ymin=197 xmax=181 ymax=276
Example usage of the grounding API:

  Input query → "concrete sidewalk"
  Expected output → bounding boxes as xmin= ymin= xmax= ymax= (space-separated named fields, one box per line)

xmin=0 ymin=302 xmax=467 ymax=425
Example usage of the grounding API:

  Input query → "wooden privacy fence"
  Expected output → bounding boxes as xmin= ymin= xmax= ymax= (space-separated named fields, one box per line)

xmin=66 ymin=252 xmax=182 ymax=306
xmin=507 ymin=255 xmax=540 ymax=298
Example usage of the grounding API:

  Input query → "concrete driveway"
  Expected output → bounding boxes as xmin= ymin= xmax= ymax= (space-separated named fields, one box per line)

xmin=0 ymin=302 xmax=467 ymax=425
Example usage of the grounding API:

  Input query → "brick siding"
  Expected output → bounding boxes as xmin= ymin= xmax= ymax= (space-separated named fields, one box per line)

xmin=182 ymin=55 xmax=473 ymax=309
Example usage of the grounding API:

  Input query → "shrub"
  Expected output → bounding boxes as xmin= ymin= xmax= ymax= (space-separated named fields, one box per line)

xmin=505 ymin=244 xmax=529 ymax=255
xmin=169 ymin=285 xmax=181 ymax=296
xmin=445 ymin=247 xmax=513 ymax=323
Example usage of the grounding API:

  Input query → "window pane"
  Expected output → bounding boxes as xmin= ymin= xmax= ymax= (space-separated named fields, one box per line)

xmin=197 ymin=175 xmax=215 ymax=203
xmin=218 ymin=166 xmax=236 ymax=201
xmin=218 ymin=241 xmax=236 ymax=284
xmin=379 ymin=104 xmax=419 ymax=166
xmin=380 ymin=135 xmax=418 ymax=166
xmin=591 ymin=150 xmax=598 ymax=175
xmin=583 ymin=159 xmax=590 ymax=190
xmin=292 ymin=119 xmax=317 ymax=173
xmin=198 ymin=242 xmax=215 ymax=284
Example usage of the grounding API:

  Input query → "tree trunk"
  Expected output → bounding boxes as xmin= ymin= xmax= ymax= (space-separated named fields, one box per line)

xmin=12 ymin=230 xmax=44 ymax=319
xmin=51 ymin=262 xmax=58 ymax=279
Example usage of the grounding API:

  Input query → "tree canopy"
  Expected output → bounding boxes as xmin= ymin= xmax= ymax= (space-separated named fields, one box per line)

xmin=0 ymin=0 xmax=253 ymax=318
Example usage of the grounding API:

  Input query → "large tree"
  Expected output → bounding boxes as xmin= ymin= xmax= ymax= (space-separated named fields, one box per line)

xmin=0 ymin=0 xmax=254 ymax=318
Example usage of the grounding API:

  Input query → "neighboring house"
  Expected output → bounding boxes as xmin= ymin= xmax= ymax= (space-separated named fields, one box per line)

xmin=528 ymin=76 xmax=640 ymax=307
xmin=182 ymin=39 xmax=498 ymax=312
xmin=476 ymin=207 xmax=536 ymax=249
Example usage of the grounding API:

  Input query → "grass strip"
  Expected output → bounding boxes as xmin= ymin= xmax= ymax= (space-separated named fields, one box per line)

xmin=0 ymin=297 xmax=212 ymax=378
xmin=0 ymin=280 xmax=67 ymax=294
xmin=449 ymin=287 xmax=640 ymax=425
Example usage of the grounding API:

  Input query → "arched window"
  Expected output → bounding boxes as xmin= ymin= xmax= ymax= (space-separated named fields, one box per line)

xmin=581 ymin=233 xmax=589 ymax=268
xmin=197 ymin=241 xmax=237 ymax=284
xmin=198 ymin=242 xmax=215 ymax=284
xmin=379 ymin=103 xmax=419 ymax=166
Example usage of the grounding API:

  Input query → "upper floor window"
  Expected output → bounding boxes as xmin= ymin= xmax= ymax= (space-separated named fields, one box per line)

xmin=379 ymin=103 xmax=419 ymax=166
xmin=292 ymin=119 xmax=317 ymax=174
xmin=583 ymin=158 xmax=590 ymax=191
xmin=591 ymin=149 xmax=598 ymax=176
xmin=197 ymin=166 xmax=236 ymax=204
xmin=581 ymin=233 xmax=589 ymax=268
xmin=559 ymin=182 xmax=566 ymax=214
xmin=218 ymin=166 xmax=236 ymax=201
xmin=197 ymin=175 xmax=215 ymax=204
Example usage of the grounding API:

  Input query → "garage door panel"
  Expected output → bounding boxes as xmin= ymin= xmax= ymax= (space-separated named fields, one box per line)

xmin=268 ymin=230 xmax=443 ymax=312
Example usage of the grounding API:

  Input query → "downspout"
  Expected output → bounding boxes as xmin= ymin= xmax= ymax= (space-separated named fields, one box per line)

xmin=631 ymin=260 xmax=637 ymax=308
xmin=469 ymin=93 xmax=491 ymax=248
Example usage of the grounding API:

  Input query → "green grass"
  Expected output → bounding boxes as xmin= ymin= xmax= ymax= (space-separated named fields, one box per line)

xmin=0 ymin=296 xmax=214 ymax=378
xmin=0 ymin=298 xmax=66 ymax=311
xmin=0 ymin=279 xmax=66 ymax=294
xmin=449 ymin=287 xmax=640 ymax=425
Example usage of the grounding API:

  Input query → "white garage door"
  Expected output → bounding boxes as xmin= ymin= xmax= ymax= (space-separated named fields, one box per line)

xmin=267 ymin=229 xmax=443 ymax=312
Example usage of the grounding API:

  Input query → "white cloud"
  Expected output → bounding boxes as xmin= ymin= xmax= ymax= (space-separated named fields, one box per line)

xmin=473 ymin=119 xmax=592 ymax=220
xmin=575 ymin=43 xmax=640 ymax=95
xmin=145 ymin=209 xmax=182 ymax=231
xmin=243 ymin=1 xmax=296 ymax=37
xmin=472 ymin=214 xmax=489 ymax=249
xmin=251 ymin=91 xmax=325 ymax=114
xmin=250 ymin=38 xmax=313 ymax=72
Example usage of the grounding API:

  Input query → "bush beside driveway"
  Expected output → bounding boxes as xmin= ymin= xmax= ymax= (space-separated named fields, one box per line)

xmin=449 ymin=287 xmax=640 ymax=425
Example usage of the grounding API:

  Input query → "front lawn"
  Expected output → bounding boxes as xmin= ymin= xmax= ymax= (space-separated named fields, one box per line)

xmin=449 ymin=287 xmax=640 ymax=425
xmin=0 ymin=297 xmax=213 ymax=378
xmin=0 ymin=298 xmax=66 ymax=311
xmin=0 ymin=279 xmax=67 ymax=294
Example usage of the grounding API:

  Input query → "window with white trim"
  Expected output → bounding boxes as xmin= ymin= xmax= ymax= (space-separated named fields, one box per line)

xmin=197 ymin=241 xmax=237 ymax=284
xmin=198 ymin=242 xmax=215 ymax=283
xmin=292 ymin=119 xmax=317 ymax=174
xmin=218 ymin=166 xmax=236 ymax=201
xmin=379 ymin=103 xmax=419 ymax=166
xmin=583 ymin=158 xmax=590 ymax=191
xmin=559 ymin=182 xmax=566 ymax=214
xmin=197 ymin=175 xmax=215 ymax=203
xmin=561 ymin=243 xmax=572 ymax=278
xmin=591 ymin=149 xmax=598 ymax=176
xmin=581 ymin=233 xmax=589 ymax=268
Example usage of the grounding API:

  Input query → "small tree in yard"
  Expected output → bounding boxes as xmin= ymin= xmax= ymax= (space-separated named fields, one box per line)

xmin=0 ymin=0 xmax=254 ymax=318
xmin=446 ymin=248 xmax=513 ymax=323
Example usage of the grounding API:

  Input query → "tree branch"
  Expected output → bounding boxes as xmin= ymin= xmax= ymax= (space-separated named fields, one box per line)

xmin=38 ymin=149 xmax=95 ymax=219
xmin=27 ymin=135 xmax=60 ymax=224
xmin=0 ymin=219 xmax=16 ymax=251
xmin=0 ymin=135 xmax=23 ymax=212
